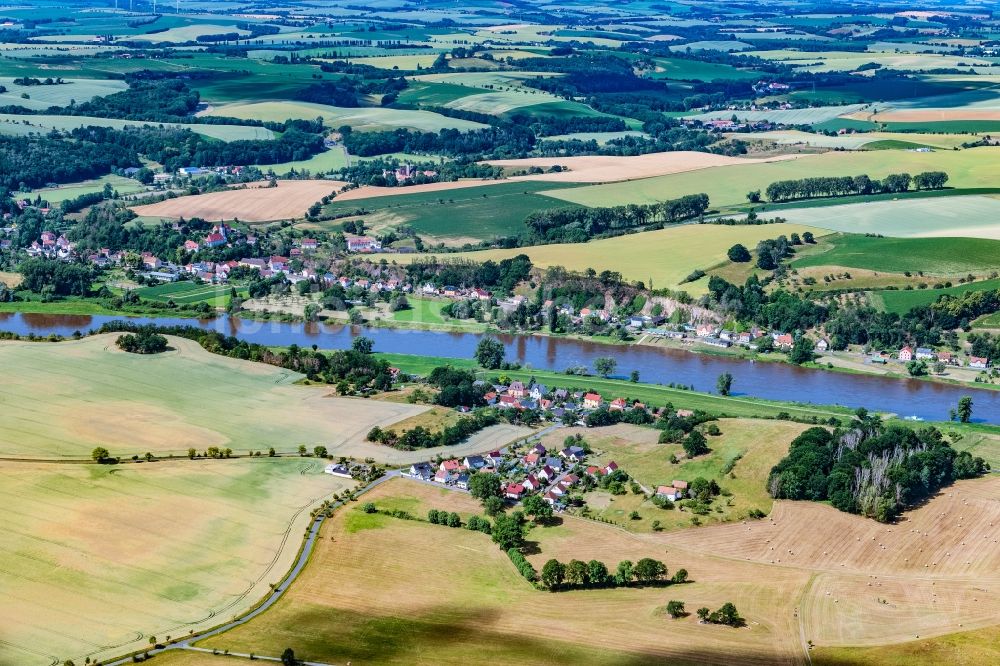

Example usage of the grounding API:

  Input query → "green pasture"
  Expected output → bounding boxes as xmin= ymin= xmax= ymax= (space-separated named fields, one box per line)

xmin=324 ymin=181 xmax=580 ymax=242
xmin=874 ymin=278 xmax=1000 ymax=315
xmin=0 ymin=77 xmax=125 ymax=110
xmin=207 ymin=101 xmax=488 ymax=132
xmin=544 ymin=148 xmax=1000 ymax=211
xmin=30 ymin=174 xmax=145 ymax=203
xmin=136 ymin=281 xmax=244 ymax=306
xmin=772 ymin=195 xmax=1000 ymax=239
xmin=390 ymin=297 xmax=448 ymax=325
xmin=793 ymin=235 xmax=1000 ymax=275
xmin=0 ymin=112 xmax=274 ymax=141
xmin=649 ymin=56 xmax=759 ymax=81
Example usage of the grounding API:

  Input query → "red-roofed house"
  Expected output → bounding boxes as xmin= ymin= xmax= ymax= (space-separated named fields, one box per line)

xmin=604 ymin=461 xmax=619 ymax=475
xmin=899 ymin=346 xmax=914 ymax=362
xmin=505 ymin=483 xmax=525 ymax=500
xmin=610 ymin=397 xmax=627 ymax=411
xmin=583 ymin=393 xmax=602 ymax=410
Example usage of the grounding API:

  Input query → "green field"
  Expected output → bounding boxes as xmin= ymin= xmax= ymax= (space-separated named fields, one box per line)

xmin=136 ymin=281 xmax=246 ymax=306
xmin=0 ymin=76 xmax=125 ymax=110
xmin=873 ymin=278 xmax=1000 ymax=315
xmin=649 ymin=56 xmax=760 ymax=81
xmin=30 ymin=174 xmax=145 ymax=203
xmin=206 ymin=101 xmax=488 ymax=132
xmin=391 ymin=297 xmax=448 ymax=325
xmin=325 ymin=181 xmax=581 ymax=242
xmin=793 ymin=235 xmax=1000 ymax=275
xmin=545 ymin=148 xmax=1000 ymax=211
xmin=0 ymin=112 xmax=274 ymax=141
xmin=773 ymin=195 xmax=1000 ymax=239
xmin=375 ymin=350 xmax=853 ymax=422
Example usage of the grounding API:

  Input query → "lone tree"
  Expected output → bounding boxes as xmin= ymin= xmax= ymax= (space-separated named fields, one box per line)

xmin=683 ymin=430 xmax=709 ymax=458
xmin=281 ymin=648 xmax=299 ymax=666
xmin=474 ymin=337 xmax=506 ymax=369
xmin=957 ymin=396 xmax=973 ymax=423
xmin=716 ymin=372 xmax=733 ymax=396
xmin=91 ymin=446 xmax=111 ymax=463
xmin=666 ymin=600 xmax=686 ymax=618
xmin=594 ymin=356 xmax=617 ymax=378
xmin=788 ymin=336 xmax=815 ymax=364
xmin=727 ymin=243 xmax=751 ymax=263
xmin=491 ymin=511 xmax=526 ymax=550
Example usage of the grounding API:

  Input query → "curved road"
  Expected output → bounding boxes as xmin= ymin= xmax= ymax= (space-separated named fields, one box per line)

xmin=103 ymin=471 xmax=399 ymax=666
xmin=102 ymin=424 xmax=562 ymax=665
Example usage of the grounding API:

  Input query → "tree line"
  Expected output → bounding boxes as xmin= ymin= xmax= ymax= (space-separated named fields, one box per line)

xmin=365 ymin=409 xmax=501 ymax=450
xmin=523 ymin=194 xmax=710 ymax=244
xmin=764 ymin=171 xmax=948 ymax=203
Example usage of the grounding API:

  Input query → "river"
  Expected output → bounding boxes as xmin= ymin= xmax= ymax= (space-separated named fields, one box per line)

xmin=2 ymin=311 xmax=997 ymax=424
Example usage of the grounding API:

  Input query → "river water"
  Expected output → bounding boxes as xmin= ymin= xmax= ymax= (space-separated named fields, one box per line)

xmin=2 ymin=311 xmax=997 ymax=424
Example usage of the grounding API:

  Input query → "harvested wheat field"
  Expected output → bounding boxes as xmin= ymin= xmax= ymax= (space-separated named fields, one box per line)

xmin=131 ymin=180 xmax=346 ymax=222
xmin=201 ymin=478 xmax=810 ymax=665
xmin=0 ymin=457 xmax=355 ymax=666
xmin=0 ymin=335 xmax=440 ymax=461
xmin=200 ymin=474 xmax=1000 ymax=664
xmin=483 ymin=151 xmax=800 ymax=183
xmin=856 ymin=108 xmax=1000 ymax=122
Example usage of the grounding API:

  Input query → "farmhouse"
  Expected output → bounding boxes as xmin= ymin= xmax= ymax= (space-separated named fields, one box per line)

xmin=346 ymin=236 xmax=383 ymax=253
xmin=969 ymin=356 xmax=990 ymax=369
xmin=324 ymin=464 xmax=352 ymax=479
xmin=583 ymin=393 xmax=602 ymax=409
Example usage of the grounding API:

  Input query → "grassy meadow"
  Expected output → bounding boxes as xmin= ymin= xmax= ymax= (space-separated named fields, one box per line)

xmin=873 ymin=279 xmax=1000 ymax=316
xmin=0 ymin=457 xmax=354 ymax=666
xmin=197 ymin=478 xmax=811 ymax=665
xmin=325 ymin=180 xmax=580 ymax=243
xmin=205 ymin=101 xmax=488 ymax=132
xmin=541 ymin=420 xmax=811 ymax=531
xmin=792 ymin=235 xmax=1000 ymax=275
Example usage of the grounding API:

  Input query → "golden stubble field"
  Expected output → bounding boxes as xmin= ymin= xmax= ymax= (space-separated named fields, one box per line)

xmin=201 ymin=474 xmax=1000 ymax=665
xmin=131 ymin=180 xmax=346 ymax=222
xmin=484 ymin=151 xmax=801 ymax=183
xmin=0 ymin=334 xmax=507 ymax=463
xmin=0 ymin=335 xmax=531 ymax=464
xmin=0 ymin=457 xmax=356 ymax=666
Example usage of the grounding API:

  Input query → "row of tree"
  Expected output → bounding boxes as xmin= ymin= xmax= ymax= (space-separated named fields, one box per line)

xmin=522 ymin=194 xmax=710 ymax=244
xmin=764 ymin=171 xmax=948 ymax=202
xmin=365 ymin=410 xmax=501 ymax=450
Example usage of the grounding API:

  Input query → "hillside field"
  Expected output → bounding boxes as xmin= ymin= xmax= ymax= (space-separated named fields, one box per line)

xmin=131 ymin=180 xmax=345 ymax=222
xmin=204 ymin=101 xmax=488 ymax=132
xmin=772 ymin=196 xmax=1000 ymax=240
xmin=872 ymin=278 xmax=1000 ymax=315
xmin=792 ymin=235 xmax=1000 ymax=275
xmin=374 ymin=223 xmax=829 ymax=293
xmin=0 ymin=457 xmax=355 ymax=666
xmin=198 ymin=473 xmax=1000 ymax=665
xmin=543 ymin=149 xmax=1000 ymax=211
xmin=0 ymin=334 xmax=434 ymax=460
